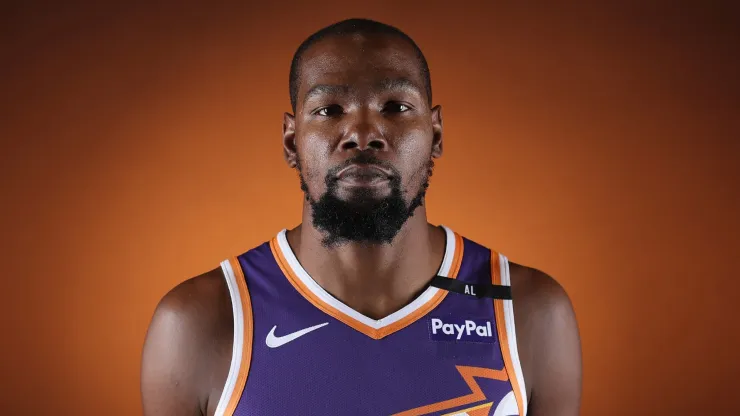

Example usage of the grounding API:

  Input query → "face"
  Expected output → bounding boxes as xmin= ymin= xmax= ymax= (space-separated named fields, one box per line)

xmin=283 ymin=34 xmax=443 ymax=247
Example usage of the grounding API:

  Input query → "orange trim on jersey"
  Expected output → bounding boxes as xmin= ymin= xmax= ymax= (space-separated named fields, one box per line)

xmin=391 ymin=366 xmax=507 ymax=416
xmin=269 ymin=231 xmax=464 ymax=340
xmin=224 ymin=257 xmax=253 ymax=415
xmin=491 ymin=251 xmax=525 ymax=416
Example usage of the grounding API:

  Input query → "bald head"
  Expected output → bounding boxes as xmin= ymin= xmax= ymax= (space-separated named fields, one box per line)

xmin=288 ymin=18 xmax=432 ymax=113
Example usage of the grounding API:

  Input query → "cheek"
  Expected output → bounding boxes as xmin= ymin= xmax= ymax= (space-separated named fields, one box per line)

xmin=299 ymin=128 xmax=335 ymax=163
xmin=297 ymin=132 xmax=334 ymax=194
xmin=395 ymin=127 xmax=433 ymax=189
xmin=394 ymin=119 xmax=433 ymax=155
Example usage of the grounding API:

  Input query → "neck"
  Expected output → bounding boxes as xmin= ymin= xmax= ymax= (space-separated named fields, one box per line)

xmin=285 ymin=207 xmax=447 ymax=320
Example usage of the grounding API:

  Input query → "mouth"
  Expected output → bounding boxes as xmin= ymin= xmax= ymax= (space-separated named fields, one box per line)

xmin=335 ymin=164 xmax=393 ymax=187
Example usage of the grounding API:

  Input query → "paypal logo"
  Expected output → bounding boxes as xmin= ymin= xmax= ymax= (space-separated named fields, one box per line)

xmin=429 ymin=317 xmax=496 ymax=343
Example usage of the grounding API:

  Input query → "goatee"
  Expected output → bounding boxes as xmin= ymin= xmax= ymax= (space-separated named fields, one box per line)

xmin=297 ymin=153 xmax=433 ymax=247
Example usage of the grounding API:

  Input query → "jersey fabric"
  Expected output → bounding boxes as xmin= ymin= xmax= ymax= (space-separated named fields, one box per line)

xmin=213 ymin=226 xmax=527 ymax=416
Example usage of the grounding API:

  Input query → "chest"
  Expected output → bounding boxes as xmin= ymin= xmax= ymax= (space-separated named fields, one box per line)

xmin=236 ymin=283 xmax=514 ymax=416
xmin=221 ymin=233 xmax=526 ymax=415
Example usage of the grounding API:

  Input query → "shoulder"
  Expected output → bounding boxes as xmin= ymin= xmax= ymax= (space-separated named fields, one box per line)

xmin=508 ymin=262 xmax=575 ymax=318
xmin=148 ymin=268 xmax=234 ymax=349
xmin=508 ymin=261 xmax=582 ymax=415
xmin=507 ymin=262 xmax=579 ymax=358
xmin=154 ymin=268 xmax=232 ymax=327
xmin=141 ymin=268 xmax=234 ymax=416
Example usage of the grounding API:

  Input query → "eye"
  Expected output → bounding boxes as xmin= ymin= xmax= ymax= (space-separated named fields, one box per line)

xmin=383 ymin=102 xmax=411 ymax=113
xmin=315 ymin=105 xmax=343 ymax=117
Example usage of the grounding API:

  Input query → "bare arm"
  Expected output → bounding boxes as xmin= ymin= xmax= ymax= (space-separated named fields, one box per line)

xmin=141 ymin=285 xmax=205 ymax=415
xmin=525 ymin=270 xmax=583 ymax=415
xmin=141 ymin=272 xmax=231 ymax=416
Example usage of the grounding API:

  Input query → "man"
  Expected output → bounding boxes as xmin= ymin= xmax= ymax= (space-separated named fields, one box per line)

xmin=141 ymin=18 xmax=581 ymax=416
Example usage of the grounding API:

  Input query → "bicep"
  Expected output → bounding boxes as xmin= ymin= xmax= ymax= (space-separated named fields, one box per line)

xmin=141 ymin=296 xmax=204 ymax=416
xmin=528 ymin=276 xmax=582 ymax=416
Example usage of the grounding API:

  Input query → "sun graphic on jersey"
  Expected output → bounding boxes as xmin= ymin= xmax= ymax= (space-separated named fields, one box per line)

xmin=391 ymin=366 xmax=520 ymax=416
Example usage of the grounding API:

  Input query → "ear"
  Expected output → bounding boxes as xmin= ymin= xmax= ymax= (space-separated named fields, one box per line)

xmin=283 ymin=112 xmax=297 ymax=168
xmin=430 ymin=105 xmax=443 ymax=158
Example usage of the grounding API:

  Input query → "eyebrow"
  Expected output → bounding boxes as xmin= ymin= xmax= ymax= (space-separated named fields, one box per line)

xmin=377 ymin=77 xmax=421 ymax=94
xmin=303 ymin=84 xmax=351 ymax=106
xmin=302 ymin=77 xmax=422 ymax=107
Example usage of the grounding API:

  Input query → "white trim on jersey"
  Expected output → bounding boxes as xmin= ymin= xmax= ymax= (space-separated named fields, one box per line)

xmin=214 ymin=260 xmax=245 ymax=416
xmin=492 ymin=391 xmax=520 ymax=416
xmin=275 ymin=225 xmax=457 ymax=330
xmin=499 ymin=253 xmax=528 ymax=415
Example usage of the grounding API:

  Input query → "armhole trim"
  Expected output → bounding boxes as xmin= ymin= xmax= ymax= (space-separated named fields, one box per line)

xmin=491 ymin=251 xmax=528 ymax=416
xmin=214 ymin=257 xmax=253 ymax=416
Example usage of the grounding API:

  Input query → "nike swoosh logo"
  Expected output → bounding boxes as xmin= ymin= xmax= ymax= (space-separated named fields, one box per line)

xmin=265 ymin=322 xmax=329 ymax=348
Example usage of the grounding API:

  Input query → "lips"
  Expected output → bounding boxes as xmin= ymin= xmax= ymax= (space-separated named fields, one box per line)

xmin=335 ymin=164 xmax=393 ymax=180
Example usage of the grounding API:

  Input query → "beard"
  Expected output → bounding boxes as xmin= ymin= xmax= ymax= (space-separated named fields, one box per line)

xmin=297 ymin=152 xmax=434 ymax=247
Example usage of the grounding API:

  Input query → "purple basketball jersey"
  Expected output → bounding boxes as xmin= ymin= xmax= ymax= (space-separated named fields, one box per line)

xmin=213 ymin=226 xmax=527 ymax=416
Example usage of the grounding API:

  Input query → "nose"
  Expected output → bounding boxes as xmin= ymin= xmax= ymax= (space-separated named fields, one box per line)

xmin=338 ymin=114 xmax=387 ymax=152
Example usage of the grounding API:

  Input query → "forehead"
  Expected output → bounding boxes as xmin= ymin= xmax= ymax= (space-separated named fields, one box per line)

xmin=297 ymin=34 xmax=425 ymax=99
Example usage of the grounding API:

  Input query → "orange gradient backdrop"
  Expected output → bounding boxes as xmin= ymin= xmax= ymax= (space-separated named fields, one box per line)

xmin=2 ymin=2 xmax=738 ymax=415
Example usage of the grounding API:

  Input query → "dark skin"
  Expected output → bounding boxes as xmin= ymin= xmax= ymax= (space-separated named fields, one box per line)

xmin=141 ymin=34 xmax=582 ymax=416
xmin=283 ymin=33 xmax=446 ymax=320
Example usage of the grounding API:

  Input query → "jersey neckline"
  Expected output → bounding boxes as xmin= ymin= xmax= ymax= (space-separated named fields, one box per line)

xmin=268 ymin=225 xmax=464 ymax=339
